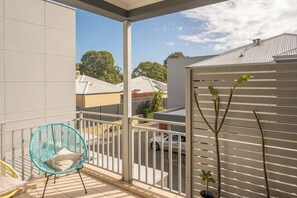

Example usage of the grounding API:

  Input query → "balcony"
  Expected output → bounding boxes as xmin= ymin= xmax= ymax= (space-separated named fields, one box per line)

xmin=0 ymin=111 xmax=186 ymax=198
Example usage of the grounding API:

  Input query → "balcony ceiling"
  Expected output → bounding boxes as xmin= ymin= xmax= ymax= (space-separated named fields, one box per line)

xmin=53 ymin=0 xmax=226 ymax=22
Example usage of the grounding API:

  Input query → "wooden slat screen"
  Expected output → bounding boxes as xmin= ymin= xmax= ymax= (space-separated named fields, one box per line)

xmin=190 ymin=63 xmax=297 ymax=198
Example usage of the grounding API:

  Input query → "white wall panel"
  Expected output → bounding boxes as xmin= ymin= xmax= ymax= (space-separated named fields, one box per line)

xmin=46 ymin=82 xmax=75 ymax=109
xmin=5 ymin=82 xmax=45 ymax=114
xmin=46 ymin=2 xmax=75 ymax=32
xmin=5 ymin=0 xmax=44 ymax=25
xmin=5 ymin=19 xmax=44 ymax=53
xmin=0 ymin=50 xmax=4 ymax=81
xmin=46 ymin=27 xmax=75 ymax=57
xmin=46 ymin=55 xmax=75 ymax=82
xmin=5 ymin=51 xmax=45 ymax=82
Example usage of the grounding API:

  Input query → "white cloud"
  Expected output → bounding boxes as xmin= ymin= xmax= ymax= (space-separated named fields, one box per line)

xmin=166 ymin=42 xmax=175 ymax=46
xmin=179 ymin=0 xmax=297 ymax=51
xmin=177 ymin=26 xmax=183 ymax=31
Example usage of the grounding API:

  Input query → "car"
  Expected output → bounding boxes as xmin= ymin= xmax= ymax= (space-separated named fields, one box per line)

xmin=148 ymin=134 xmax=186 ymax=154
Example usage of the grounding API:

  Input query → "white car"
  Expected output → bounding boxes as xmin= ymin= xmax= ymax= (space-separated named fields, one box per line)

xmin=149 ymin=135 xmax=186 ymax=154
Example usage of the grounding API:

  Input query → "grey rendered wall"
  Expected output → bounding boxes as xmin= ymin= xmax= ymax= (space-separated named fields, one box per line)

xmin=0 ymin=0 xmax=76 ymax=130
xmin=167 ymin=56 xmax=215 ymax=109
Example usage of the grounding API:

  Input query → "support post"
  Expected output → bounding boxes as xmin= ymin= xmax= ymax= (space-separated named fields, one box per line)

xmin=185 ymin=68 xmax=193 ymax=197
xmin=122 ymin=20 xmax=133 ymax=183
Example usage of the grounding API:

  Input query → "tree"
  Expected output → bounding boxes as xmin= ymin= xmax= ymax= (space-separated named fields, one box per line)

xmin=79 ymin=50 xmax=122 ymax=84
xmin=132 ymin=61 xmax=167 ymax=83
xmin=143 ymin=91 xmax=164 ymax=119
xmin=164 ymin=51 xmax=185 ymax=66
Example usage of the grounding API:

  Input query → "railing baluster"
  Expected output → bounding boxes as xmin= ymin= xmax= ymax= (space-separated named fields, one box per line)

xmin=145 ymin=130 xmax=148 ymax=183
xmin=82 ymin=120 xmax=85 ymax=155
xmin=169 ymin=133 xmax=172 ymax=191
xmin=153 ymin=131 xmax=156 ymax=186
xmin=92 ymin=121 xmax=95 ymax=165
xmin=88 ymin=121 xmax=90 ymax=162
xmin=161 ymin=132 xmax=164 ymax=189
xmin=97 ymin=122 xmax=100 ymax=167
xmin=138 ymin=130 xmax=141 ymax=181
xmin=12 ymin=131 xmax=15 ymax=168
xmin=107 ymin=123 xmax=109 ymax=170
xmin=178 ymin=135 xmax=182 ymax=194
xmin=30 ymin=128 xmax=33 ymax=178
xmin=112 ymin=124 xmax=115 ymax=172
xmin=117 ymin=124 xmax=120 ymax=173
xmin=102 ymin=123 xmax=105 ymax=169
xmin=21 ymin=129 xmax=25 ymax=180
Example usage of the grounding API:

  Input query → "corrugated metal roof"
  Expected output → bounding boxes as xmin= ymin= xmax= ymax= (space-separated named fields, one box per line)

xmin=273 ymin=47 xmax=297 ymax=61
xmin=116 ymin=76 xmax=167 ymax=93
xmin=76 ymin=75 xmax=122 ymax=94
xmin=190 ymin=33 xmax=297 ymax=67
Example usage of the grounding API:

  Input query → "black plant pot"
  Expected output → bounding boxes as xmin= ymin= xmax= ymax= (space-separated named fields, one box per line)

xmin=200 ymin=190 xmax=216 ymax=198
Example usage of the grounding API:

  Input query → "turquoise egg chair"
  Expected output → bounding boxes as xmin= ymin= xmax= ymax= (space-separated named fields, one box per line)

xmin=29 ymin=123 xmax=88 ymax=197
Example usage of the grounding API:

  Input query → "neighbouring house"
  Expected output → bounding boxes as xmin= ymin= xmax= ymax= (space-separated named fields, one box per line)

xmin=116 ymin=76 xmax=167 ymax=99
xmin=0 ymin=0 xmax=76 ymax=129
xmin=76 ymin=75 xmax=123 ymax=109
xmin=155 ymin=33 xmax=297 ymax=131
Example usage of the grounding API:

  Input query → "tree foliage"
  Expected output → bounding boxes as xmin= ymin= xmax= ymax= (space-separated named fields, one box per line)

xmin=164 ymin=51 xmax=186 ymax=66
xmin=79 ymin=50 xmax=122 ymax=84
xmin=132 ymin=61 xmax=167 ymax=83
xmin=143 ymin=91 xmax=164 ymax=119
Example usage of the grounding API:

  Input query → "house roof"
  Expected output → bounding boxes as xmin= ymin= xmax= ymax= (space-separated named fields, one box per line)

xmin=273 ymin=48 xmax=297 ymax=61
xmin=53 ymin=0 xmax=225 ymax=22
xmin=189 ymin=33 xmax=297 ymax=67
xmin=76 ymin=75 xmax=122 ymax=95
xmin=116 ymin=76 xmax=167 ymax=93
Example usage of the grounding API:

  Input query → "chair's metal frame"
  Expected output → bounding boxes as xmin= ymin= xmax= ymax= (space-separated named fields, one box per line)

xmin=42 ymin=166 xmax=87 ymax=198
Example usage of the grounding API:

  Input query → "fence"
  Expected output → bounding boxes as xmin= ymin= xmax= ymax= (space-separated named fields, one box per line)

xmin=187 ymin=63 xmax=297 ymax=197
xmin=79 ymin=97 xmax=167 ymax=121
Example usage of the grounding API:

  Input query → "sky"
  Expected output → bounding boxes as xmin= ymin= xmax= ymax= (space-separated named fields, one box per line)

xmin=76 ymin=0 xmax=297 ymax=69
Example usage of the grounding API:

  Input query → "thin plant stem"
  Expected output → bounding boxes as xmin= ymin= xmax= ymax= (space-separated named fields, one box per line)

xmin=253 ymin=110 xmax=270 ymax=198
xmin=218 ymin=88 xmax=234 ymax=132
xmin=194 ymin=91 xmax=215 ymax=132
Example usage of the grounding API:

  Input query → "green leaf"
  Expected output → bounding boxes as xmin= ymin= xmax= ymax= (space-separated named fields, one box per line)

xmin=202 ymin=170 xmax=206 ymax=175
xmin=209 ymin=178 xmax=215 ymax=183
xmin=208 ymin=86 xmax=219 ymax=96
xmin=235 ymin=74 xmax=253 ymax=87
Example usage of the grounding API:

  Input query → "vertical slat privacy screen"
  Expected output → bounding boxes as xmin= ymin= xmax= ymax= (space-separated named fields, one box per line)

xmin=190 ymin=63 xmax=297 ymax=198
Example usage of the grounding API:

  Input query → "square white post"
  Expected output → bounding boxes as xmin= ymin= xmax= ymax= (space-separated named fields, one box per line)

xmin=122 ymin=20 xmax=133 ymax=182
xmin=185 ymin=67 xmax=192 ymax=197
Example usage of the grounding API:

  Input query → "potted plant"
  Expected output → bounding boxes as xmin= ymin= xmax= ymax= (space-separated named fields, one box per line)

xmin=194 ymin=74 xmax=252 ymax=197
xmin=200 ymin=170 xmax=216 ymax=198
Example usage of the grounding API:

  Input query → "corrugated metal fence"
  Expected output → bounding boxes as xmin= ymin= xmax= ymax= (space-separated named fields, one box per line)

xmin=188 ymin=63 xmax=297 ymax=197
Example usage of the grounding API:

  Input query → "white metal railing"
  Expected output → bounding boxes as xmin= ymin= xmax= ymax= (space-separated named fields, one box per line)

xmin=0 ymin=111 xmax=186 ymax=196
xmin=79 ymin=111 xmax=123 ymax=174
xmin=0 ymin=112 xmax=78 ymax=180
xmin=130 ymin=117 xmax=186 ymax=195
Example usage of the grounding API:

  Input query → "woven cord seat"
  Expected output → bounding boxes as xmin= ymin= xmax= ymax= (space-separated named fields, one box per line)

xmin=29 ymin=123 xmax=88 ymax=198
xmin=0 ymin=160 xmax=21 ymax=198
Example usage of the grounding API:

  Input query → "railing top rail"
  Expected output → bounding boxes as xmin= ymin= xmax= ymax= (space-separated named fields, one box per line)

xmin=133 ymin=125 xmax=186 ymax=135
xmin=130 ymin=117 xmax=186 ymax=127
xmin=80 ymin=117 xmax=122 ymax=125
xmin=1 ymin=118 xmax=78 ymax=133
xmin=80 ymin=111 xmax=124 ymax=118
xmin=0 ymin=112 xmax=79 ymax=125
